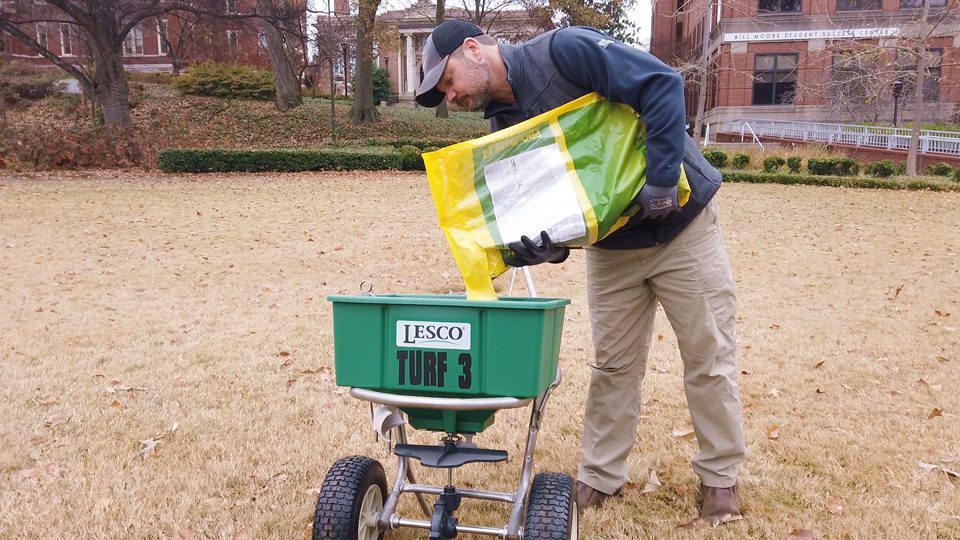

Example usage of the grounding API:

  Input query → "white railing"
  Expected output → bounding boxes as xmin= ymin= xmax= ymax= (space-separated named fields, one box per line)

xmin=722 ymin=119 xmax=960 ymax=157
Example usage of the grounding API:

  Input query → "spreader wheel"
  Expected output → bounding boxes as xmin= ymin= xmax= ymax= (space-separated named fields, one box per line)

xmin=523 ymin=472 xmax=578 ymax=540
xmin=313 ymin=456 xmax=387 ymax=540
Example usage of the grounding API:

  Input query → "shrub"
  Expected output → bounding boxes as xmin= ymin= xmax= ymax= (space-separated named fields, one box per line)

xmin=731 ymin=153 xmax=750 ymax=170
xmin=953 ymin=166 xmax=960 ymax=182
xmin=0 ymin=61 xmax=60 ymax=101
xmin=704 ymin=149 xmax=728 ymax=169
xmin=835 ymin=157 xmax=859 ymax=176
xmin=896 ymin=161 xmax=907 ymax=175
xmin=173 ymin=61 xmax=275 ymax=100
xmin=786 ymin=156 xmax=802 ymax=173
xmin=157 ymin=148 xmax=403 ymax=173
xmin=399 ymin=145 xmax=424 ymax=171
xmin=807 ymin=157 xmax=860 ymax=176
xmin=763 ymin=156 xmax=786 ymax=173
xmin=924 ymin=162 xmax=954 ymax=177
xmin=865 ymin=159 xmax=896 ymax=178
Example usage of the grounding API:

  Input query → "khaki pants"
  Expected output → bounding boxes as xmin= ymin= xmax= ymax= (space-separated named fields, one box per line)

xmin=578 ymin=199 xmax=745 ymax=492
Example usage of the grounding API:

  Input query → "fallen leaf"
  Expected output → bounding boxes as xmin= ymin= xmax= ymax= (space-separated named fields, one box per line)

xmin=815 ymin=361 xmax=825 ymax=368
xmin=937 ymin=356 xmax=950 ymax=363
xmin=943 ymin=468 xmax=960 ymax=478
xmin=286 ymin=379 xmax=298 ymax=387
xmin=890 ymin=390 xmax=901 ymax=396
xmin=232 ymin=526 xmax=251 ymax=540
xmin=110 ymin=400 xmax=121 ymax=407
xmin=767 ymin=425 xmax=780 ymax=440
xmin=918 ymin=379 xmax=929 ymax=386
xmin=178 ymin=530 xmax=197 ymax=540
xmin=678 ymin=517 xmax=701 ymax=529
xmin=815 ymin=388 xmax=825 ymax=394
xmin=767 ymin=388 xmax=780 ymax=398
xmin=675 ymin=485 xmax=692 ymax=495
xmin=44 ymin=416 xmax=70 ymax=428
xmin=930 ymin=408 xmax=943 ymax=419
xmin=139 ymin=438 xmax=162 ymax=460
xmin=657 ymin=335 xmax=664 ymax=341
xmin=787 ymin=530 xmax=814 ymax=540
xmin=173 ymin=376 xmax=185 ymax=388
xmin=826 ymin=498 xmax=843 ymax=515
xmin=673 ymin=427 xmax=696 ymax=438
xmin=304 ymin=487 xmax=322 ymax=496
xmin=38 ymin=396 xmax=60 ymax=406
xmin=740 ymin=370 xmax=751 ymax=375
xmin=268 ymin=302 xmax=280 ymax=308
xmin=278 ymin=359 xmax=293 ymax=370
xmin=203 ymin=497 xmax=230 ymax=509
xmin=642 ymin=470 xmax=662 ymax=494
xmin=770 ymin=323 xmax=780 ymax=329
xmin=279 ymin=351 xmax=291 ymax=357
xmin=93 ymin=496 xmax=112 ymax=510
xmin=18 ymin=463 xmax=58 ymax=480
xmin=919 ymin=461 xmax=939 ymax=472
xmin=841 ymin=383 xmax=853 ymax=390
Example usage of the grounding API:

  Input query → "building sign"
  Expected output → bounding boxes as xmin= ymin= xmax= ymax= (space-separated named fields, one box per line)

xmin=724 ymin=27 xmax=898 ymax=43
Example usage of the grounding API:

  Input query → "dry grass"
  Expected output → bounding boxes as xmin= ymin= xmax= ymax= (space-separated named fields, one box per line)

xmin=1 ymin=172 xmax=958 ymax=540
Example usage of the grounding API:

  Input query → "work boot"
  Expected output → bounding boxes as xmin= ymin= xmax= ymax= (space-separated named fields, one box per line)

xmin=575 ymin=481 xmax=621 ymax=512
xmin=700 ymin=483 xmax=742 ymax=526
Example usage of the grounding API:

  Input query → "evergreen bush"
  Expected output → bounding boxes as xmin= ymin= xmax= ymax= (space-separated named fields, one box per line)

xmin=763 ymin=156 xmax=786 ymax=173
xmin=924 ymin=162 xmax=954 ymax=177
xmin=786 ymin=156 xmax=802 ymax=173
xmin=731 ymin=153 xmax=750 ymax=170
xmin=157 ymin=148 xmax=403 ymax=173
xmin=865 ymin=160 xmax=896 ymax=178
xmin=399 ymin=145 xmax=424 ymax=171
xmin=705 ymin=149 xmax=728 ymax=169
xmin=173 ymin=62 xmax=275 ymax=100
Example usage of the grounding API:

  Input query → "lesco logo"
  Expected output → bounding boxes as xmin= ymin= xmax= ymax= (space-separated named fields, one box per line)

xmin=396 ymin=320 xmax=471 ymax=350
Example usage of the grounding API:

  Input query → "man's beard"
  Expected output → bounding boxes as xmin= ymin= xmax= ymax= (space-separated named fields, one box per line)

xmin=459 ymin=57 xmax=493 ymax=111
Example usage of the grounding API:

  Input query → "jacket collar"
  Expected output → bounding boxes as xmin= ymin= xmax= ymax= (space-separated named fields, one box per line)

xmin=483 ymin=43 xmax=524 ymax=119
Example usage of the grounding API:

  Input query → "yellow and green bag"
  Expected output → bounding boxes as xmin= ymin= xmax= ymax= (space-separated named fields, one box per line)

xmin=424 ymin=92 xmax=690 ymax=300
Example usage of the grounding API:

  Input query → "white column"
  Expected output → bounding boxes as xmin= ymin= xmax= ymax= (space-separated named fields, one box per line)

xmin=398 ymin=46 xmax=404 ymax=93
xmin=405 ymin=33 xmax=416 ymax=97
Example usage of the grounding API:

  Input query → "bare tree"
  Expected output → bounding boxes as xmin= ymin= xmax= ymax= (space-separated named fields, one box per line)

xmin=258 ymin=0 xmax=305 ymax=111
xmin=349 ymin=0 xmax=382 ymax=124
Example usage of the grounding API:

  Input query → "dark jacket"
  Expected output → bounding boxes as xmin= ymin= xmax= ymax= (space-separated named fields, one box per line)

xmin=484 ymin=27 xmax=722 ymax=249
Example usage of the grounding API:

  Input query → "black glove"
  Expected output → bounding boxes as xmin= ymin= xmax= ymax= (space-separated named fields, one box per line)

xmin=503 ymin=231 xmax=569 ymax=267
xmin=635 ymin=184 xmax=680 ymax=219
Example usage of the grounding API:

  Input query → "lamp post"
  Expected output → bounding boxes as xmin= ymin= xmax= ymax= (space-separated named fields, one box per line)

xmin=892 ymin=79 xmax=904 ymax=127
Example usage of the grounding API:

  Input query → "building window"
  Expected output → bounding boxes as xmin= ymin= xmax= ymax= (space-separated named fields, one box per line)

xmin=123 ymin=26 xmax=143 ymax=56
xmin=37 ymin=24 xmax=48 ymax=51
xmin=758 ymin=0 xmax=801 ymax=13
xmin=158 ymin=19 xmax=169 ymax=54
xmin=60 ymin=23 xmax=72 ymax=55
xmin=900 ymin=0 xmax=947 ymax=7
xmin=753 ymin=53 xmax=798 ymax=105
xmin=836 ymin=0 xmax=881 ymax=10
xmin=227 ymin=30 xmax=239 ymax=50
xmin=226 ymin=0 xmax=237 ymax=13
xmin=898 ymin=48 xmax=943 ymax=102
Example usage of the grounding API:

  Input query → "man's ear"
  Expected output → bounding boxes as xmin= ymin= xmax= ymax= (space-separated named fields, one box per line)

xmin=461 ymin=37 xmax=483 ymax=61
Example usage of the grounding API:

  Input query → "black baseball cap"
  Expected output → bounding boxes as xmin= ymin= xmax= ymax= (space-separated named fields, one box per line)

xmin=415 ymin=20 xmax=484 ymax=108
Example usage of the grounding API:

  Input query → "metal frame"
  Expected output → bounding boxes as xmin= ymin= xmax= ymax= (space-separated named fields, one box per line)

xmin=349 ymin=367 xmax=564 ymax=540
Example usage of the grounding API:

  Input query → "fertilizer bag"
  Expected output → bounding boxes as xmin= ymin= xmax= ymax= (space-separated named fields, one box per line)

xmin=424 ymin=92 xmax=690 ymax=300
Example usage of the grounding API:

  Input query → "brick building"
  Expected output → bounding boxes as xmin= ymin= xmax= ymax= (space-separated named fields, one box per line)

xmin=314 ymin=0 xmax=545 ymax=105
xmin=650 ymin=0 xmax=960 ymax=135
xmin=0 ymin=3 xmax=285 ymax=73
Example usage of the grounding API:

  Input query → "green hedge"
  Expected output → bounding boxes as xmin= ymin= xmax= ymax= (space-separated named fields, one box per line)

xmin=722 ymin=170 xmax=959 ymax=191
xmin=158 ymin=148 xmax=403 ymax=173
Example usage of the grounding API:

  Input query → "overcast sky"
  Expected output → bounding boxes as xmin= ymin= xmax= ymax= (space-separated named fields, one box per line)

xmin=628 ymin=0 xmax=654 ymax=47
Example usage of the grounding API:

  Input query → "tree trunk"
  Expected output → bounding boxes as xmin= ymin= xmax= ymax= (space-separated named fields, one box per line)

xmin=90 ymin=33 xmax=131 ymax=127
xmin=692 ymin=9 xmax=711 ymax=146
xmin=435 ymin=0 xmax=448 ymax=118
xmin=258 ymin=0 xmax=303 ymax=112
xmin=905 ymin=0 xmax=931 ymax=176
xmin=349 ymin=0 xmax=382 ymax=124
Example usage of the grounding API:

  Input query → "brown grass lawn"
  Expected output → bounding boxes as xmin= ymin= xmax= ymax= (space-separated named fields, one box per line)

xmin=1 ymin=172 xmax=958 ymax=540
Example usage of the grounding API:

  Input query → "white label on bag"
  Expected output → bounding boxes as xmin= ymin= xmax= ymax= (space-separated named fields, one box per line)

xmin=484 ymin=142 xmax=586 ymax=245
xmin=396 ymin=320 xmax=471 ymax=350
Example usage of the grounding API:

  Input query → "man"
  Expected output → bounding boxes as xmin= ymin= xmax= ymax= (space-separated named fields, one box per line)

xmin=415 ymin=20 xmax=746 ymax=526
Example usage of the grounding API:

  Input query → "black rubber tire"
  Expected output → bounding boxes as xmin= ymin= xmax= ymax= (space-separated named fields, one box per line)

xmin=523 ymin=472 xmax=578 ymax=540
xmin=313 ymin=455 xmax=387 ymax=540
